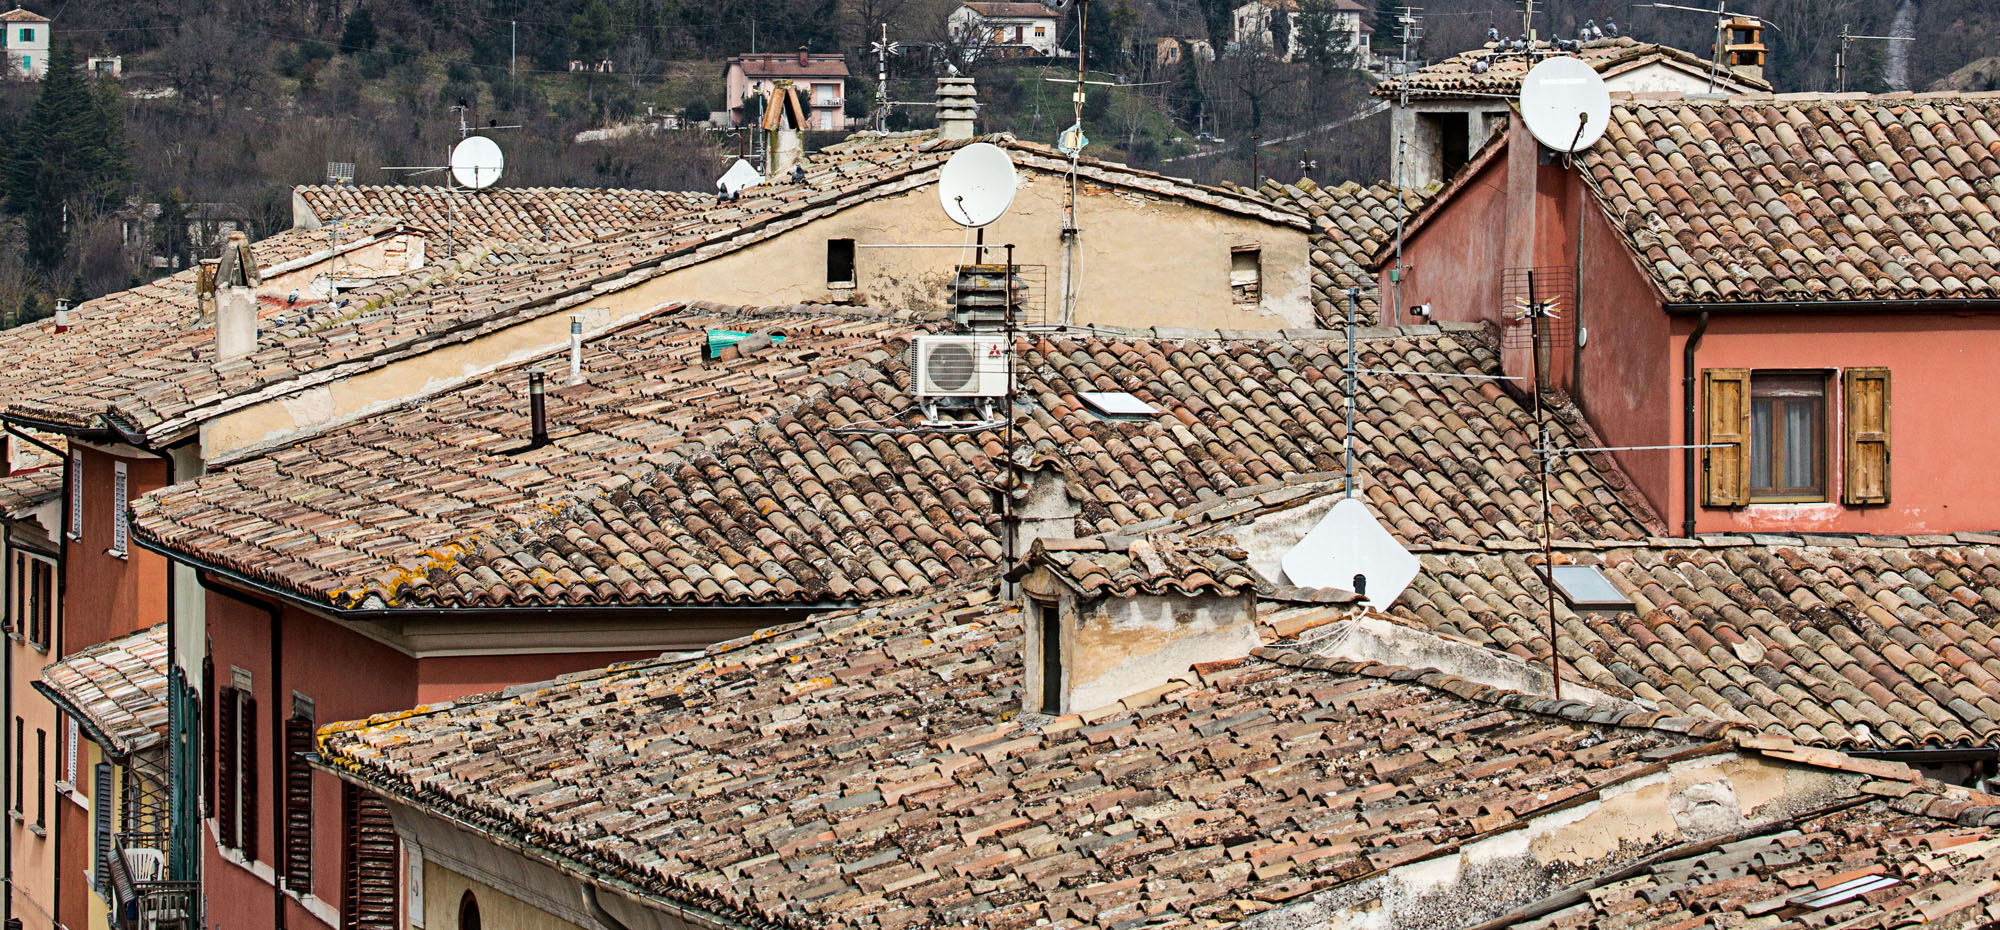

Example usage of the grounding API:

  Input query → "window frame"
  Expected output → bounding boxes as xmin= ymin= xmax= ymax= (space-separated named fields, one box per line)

xmin=35 ymin=727 xmax=46 ymax=832
xmin=826 ymin=238 xmax=857 ymax=289
xmin=282 ymin=696 xmax=316 ymax=893
xmin=1230 ymin=246 xmax=1262 ymax=304
xmin=1748 ymin=370 xmax=1829 ymax=503
xmin=10 ymin=548 xmax=55 ymax=650
xmin=109 ymin=460 xmax=129 ymax=558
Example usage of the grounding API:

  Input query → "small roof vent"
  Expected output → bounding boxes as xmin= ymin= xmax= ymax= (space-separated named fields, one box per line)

xmin=1078 ymin=391 xmax=1158 ymax=421
xmin=1541 ymin=564 xmax=1630 ymax=611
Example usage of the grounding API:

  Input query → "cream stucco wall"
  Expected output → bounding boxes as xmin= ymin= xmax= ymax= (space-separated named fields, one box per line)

xmin=641 ymin=170 xmax=1313 ymax=331
xmin=426 ymin=866 xmax=589 ymax=930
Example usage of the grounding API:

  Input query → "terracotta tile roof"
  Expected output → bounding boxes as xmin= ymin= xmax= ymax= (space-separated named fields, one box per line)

xmin=36 ymin=624 xmax=169 ymax=757
xmin=0 ymin=8 xmax=49 ymax=22
xmin=0 ymin=442 xmax=63 ymax=518
xmin=1250 ymin=178 xmax=1438 ymax=326
xmin=366 ymin=324 xmax=1657 ymax=609
xmin=294 ymin=185 xmax=713 ymax=245
xmin=727 ymin=53 xmax=850 ymax=79
xmin=129 ymin=304 xmax=921 ymax=607
xmin=318 ymin=582 xmax=1710 ymax=930
xmin=1583 ymin=94 xmax=2000 ymax=304
xmin=1522 ymin=800 xmax=2000 ymax=929
xmin=1375 ymin=37 xmax=1769 ymax=99
xmin=1028 ymin=533 xmax=1273 ymax=598
xmin=1395 ymin=541 xmax=2000 ymax=749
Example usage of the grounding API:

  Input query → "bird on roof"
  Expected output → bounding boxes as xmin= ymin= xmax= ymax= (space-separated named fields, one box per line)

xmin=1469 ymin=58 xmax=1490 ymax=74
xmin=946 ymin=61 xmax=961 ymax=76
xmin=1486 ymin=25 xmax=1501 ymax=43
xmin=287 ymin=289 xmax=299 ymax=306
xmin=1512 ymin=35 xmax=1528 ymax=51
xmin=1603 ymin=19 xmax=1619 ymax=37
xmin=791 ymin=164 xmax=805 ymax=184
xmin=1581 ymin=19 xmax=1602 ymax=41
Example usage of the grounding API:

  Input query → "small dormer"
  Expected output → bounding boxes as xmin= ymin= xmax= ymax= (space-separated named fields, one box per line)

xmin=1015 ymin=533 xmax=1269 ymax=715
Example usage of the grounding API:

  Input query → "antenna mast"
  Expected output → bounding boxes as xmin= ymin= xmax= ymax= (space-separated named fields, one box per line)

xmin=1834 ymin=24 xmax=1914 ymax=93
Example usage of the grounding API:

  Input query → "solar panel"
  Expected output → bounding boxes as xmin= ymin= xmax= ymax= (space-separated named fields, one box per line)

xmin=1544 ymin=564 xmax=1631 ymax=610
xmin=1079 ymin=391 xmax=1158 ymax=418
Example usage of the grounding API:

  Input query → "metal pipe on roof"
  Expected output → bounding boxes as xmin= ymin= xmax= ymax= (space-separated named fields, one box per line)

xmin=529 ymin=370 xmax=549 ymax=449
xmin=1681 ymin=311 xmax=1708 ymax=537
xmin=569 ymin=316 xmax=584 ymax=384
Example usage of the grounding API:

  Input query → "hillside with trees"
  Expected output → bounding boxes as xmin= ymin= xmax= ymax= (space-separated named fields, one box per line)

xmin=0 ymin=0 xmax=1986 ymax=323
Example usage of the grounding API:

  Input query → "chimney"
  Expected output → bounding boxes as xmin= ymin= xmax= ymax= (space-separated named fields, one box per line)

xmin=568 ymin=315 xmax=584 ymax=384
xmin=766 ymin=80 xmax=805 ymax=178
xmin=936 ymin=76 xmax=978 ymax=141
xmin=52 ymin=298 xmax=69 ymax=334
xmin=528 ymin=370 xmax=549 ymax=448
xmin=212 ymin=230 xmax=261 ymax=364
xmin=1717 ymin=15 xmax=1766 ymax=84
xmin=797 ymin=45 xmax=809 ymax=66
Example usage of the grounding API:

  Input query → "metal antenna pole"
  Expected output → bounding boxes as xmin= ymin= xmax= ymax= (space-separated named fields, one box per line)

xmin=1004 ymin=242 xmax=1018 ymax=568
xmin=511 ymin=20 xmax=518 ymax=76
xmin=1344 ymin=286 xmax=1358 ymax=499
xmin=1527 ymin=269 xmax=1560 ymax=701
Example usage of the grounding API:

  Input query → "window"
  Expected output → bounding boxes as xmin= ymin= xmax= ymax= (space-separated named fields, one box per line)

xmin=458 ymin=891 xmax=481 ymax=930
xmin=1036 ymin=25 xmax=1047 ymax=36
xmin=1703 ymin=368 xmax=1890 ymax=508
xmin=8 ymin=548 xmax=55 ymax=649
xmin=826 ymin=239 xmax=856 ymax=288
xmin=1419 ymin=111 xmax=1472 ymax=180
xmin=11 ymin=717 xmax=20 ymax=815
xmin=20 ymin=28 xmax=32 ymax=42
xmin=109 ymin=461 xmax=128 ymax=557
xmin=68 ymin=450 xmax=81 ymax=540
xmin=1230 ymin=247 xmax=1262 ymax=303
xmin=35 ymin=728 xmax=45 ymax=830
xmin=1032 ymin=599 xmax=1062 ymax=714
xmin=813 ymin=83 xmax=838 ymax=107
xmin=216 ymin=681 xmax=257 ymax=857
xmin=64 ymin=716 xmax=77 ymax=788
xmin=1749 ymin=373 xmax=1826 ymax=500
xmin=342 ymin=784 xmax=401 ymax=930
xmin=282 ymin=697 xmax=315 ymax=891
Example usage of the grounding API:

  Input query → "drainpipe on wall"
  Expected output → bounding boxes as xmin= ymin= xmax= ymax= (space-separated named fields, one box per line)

xmin=1681 ymin=311 xmax=1709 ymax=538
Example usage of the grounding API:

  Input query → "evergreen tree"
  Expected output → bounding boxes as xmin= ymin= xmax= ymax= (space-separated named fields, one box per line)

xmin=571 ymin=0 xmax=617 ymax=63
xmin=66 ymin=275 xmax=86 ymax=308
xmin=341 ymin=7 xmax=379 ymax=52
xmin=3 ymin=43 xmax=129 ymax=273
xmin=1373 ymin=0 xmax=1401 ymax=57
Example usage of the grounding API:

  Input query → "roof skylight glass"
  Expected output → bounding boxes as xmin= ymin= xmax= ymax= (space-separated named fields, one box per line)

xmin=1543 ymin=564 xmax=1631 ymax=611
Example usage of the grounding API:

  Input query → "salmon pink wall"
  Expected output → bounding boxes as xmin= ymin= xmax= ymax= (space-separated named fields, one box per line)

xmin=1572 ymin=199 xmax=1675 ymax=519
xmin=1670 ymin=312 xmax=2000 ymax=535
xmin=1384 ymin=145 xmax=1508 ymax=330
xmin=65 ymin=447 xmax=167 ymax=650
xmin=415 ymin=650 xmax=660 ymax=705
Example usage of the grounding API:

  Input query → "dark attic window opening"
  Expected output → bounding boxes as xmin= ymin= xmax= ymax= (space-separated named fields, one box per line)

xmin=1539 ymin=564 xmax=1631 ymax=612
xmin=1078 ymin=391 xmax=1160 ymax=422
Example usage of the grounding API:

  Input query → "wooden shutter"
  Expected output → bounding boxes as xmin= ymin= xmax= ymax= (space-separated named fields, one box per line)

xmin=241 ymin=693 xmax=258 ymax=861
xmin=1843 ymin=367 xmax=1890 ymax=505
xmin=93 ymin=762 xmax=114 ymax=893
xmin=1702 ymin=368 xmax=1752 ymax=506
xmin=201 ymin=658 xmax=215 ymax=815
xmin=283 ymin=716 xmax=314 ymax=890
xmin=216 ymin=687 xmax=237 ymax=850
xmin=342 ymin=785 xmax=400 ymax=930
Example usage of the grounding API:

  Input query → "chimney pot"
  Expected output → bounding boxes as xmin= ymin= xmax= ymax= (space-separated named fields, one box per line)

xmin=529 ymin=370 xmax=549 ymax=448
xmin=213 ymin=230 xmax=260 ymax=364
xmin=936 ymin=76 xmax=978 ymax=141
xmin=798 ymin=46 xmax=809 ymax=66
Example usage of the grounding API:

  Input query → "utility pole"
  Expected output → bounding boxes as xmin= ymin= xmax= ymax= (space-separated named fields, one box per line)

xmin=1522 ymin=0 xmax=1534 ymax=43
xmin=510 ymin=20 xmax=518 ymax=76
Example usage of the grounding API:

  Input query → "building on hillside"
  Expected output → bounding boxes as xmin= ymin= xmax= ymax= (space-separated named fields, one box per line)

xmin=948 ymin=2 xmax=1063 ymax=59
xmin=1379 ymin=91 xmax=2000 ymax=538
xmin=723 ymin=49 xmax=849 ymax=132
xmin=1374 ymin=33 xmax=1770 ymax=188
xmin=1152 ymin=35 xmax=1214 ymax=68
xmin=85 ymin=54 xmax=118 ymax=77
xmin=1230 ymin=0 xmax=1367 ymax=66
xmin=1 ymin=6 xmax=47 ymax=79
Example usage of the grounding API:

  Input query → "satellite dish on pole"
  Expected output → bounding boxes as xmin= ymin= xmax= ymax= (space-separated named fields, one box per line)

xmin=1279 ymin=497 xmax=1421 ymax=609
xmin=450 ymin=135 xmax=506 ymax=190
xmin=937 ymin=142 xmax=1018 ymax=228
xmin=1520 ymin=56 xmax=1611 ymax=153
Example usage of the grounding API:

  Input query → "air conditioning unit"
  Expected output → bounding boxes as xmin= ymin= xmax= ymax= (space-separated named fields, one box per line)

xmin=907 ymin=335 xmax=1010 ymax=398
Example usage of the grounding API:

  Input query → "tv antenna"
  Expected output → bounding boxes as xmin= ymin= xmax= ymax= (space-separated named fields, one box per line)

xmin=326 ymin=161 xmax=355 ymax=186
xmin=1519 ymin=56 xmax=1611 ymax=155
xmin=1644 ymin=2 xmax=1774 ymax=94
xmin=1834 ymin=24 xmax=1914 ymax=93
xmin=871 ymin=24 xmax=901 ymax=132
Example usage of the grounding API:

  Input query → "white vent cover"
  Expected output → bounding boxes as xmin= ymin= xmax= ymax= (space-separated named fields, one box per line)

xmin=908 ymin=335 xmax=1010 ymax=398
xmin=1279 ymin=497 xmax=1419 ymax=608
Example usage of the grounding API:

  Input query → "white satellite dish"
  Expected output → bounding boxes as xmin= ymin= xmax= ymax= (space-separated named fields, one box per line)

xmin=1520 ymin=56 xmax=1611 ymax=153
xmin=716 ymin=158 xmax=764 ymax=196
xmin=450 ymin=135 xmax=505 ymax=190
xmin=937 ymin=142 xmax=1017 ymax=228
xmin=1279 ymin=497 xmax=1421 ymax=608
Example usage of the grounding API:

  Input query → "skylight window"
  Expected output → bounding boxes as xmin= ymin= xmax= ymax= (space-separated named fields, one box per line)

xmin=1541 ymin=564 xmax=1631 ymax=611
xmin=1079 ymin=392 xmax=1159 ymax=421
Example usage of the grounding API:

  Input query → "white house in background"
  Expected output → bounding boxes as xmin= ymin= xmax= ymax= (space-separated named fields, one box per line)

xmin=949 ymin=2 xmax=1063 ymax=58
xmin=1231 ymin=0 xmax=1368 ymax=65
xmin=2 ymin=6 xmax=49 ymax=79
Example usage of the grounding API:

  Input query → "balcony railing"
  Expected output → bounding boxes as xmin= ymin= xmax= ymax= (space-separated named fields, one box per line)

xmin=109 ymin=833 xmax=197 ymax=930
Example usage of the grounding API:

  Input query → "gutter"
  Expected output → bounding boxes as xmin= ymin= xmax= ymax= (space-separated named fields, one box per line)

xmin=28 ymin=680 xmax=131 ymax=761
xmin=1663 ymin=297 xmax=2000 ymax=315
xmin=1680 ymin=311 xmax=1708 ymax=537
xmin=134 ymin=532 xmax=857 ymax=624
xmin=312 ymin=759 xmax=762 ymax=930
xmin=0 ymin=410 xmax=120 ymax=444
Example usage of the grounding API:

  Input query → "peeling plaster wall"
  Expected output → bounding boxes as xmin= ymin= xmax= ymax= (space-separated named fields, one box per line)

xmin=1246 ymin=752 xmax=1868 ymax=930
xmin=1069 ymin=592 xmax=1258 ymax=711
xmin=1306 ymin=615 xmax=1636 ymax=709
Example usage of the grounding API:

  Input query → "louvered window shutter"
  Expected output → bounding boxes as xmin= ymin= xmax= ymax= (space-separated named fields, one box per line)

xmin=216 ymin=687 xmax=238 ymax=850
xmin=342 ymin=784 xmax=401 ymax=930
xmin=283 ymin=716 xmax=314 ymax=890
xmin=201 ymin=659 xmax=215 ymax=815
xmin=241 ymin=693 xmax=258 ymax=861
xmin=1842 ymin=367 xmax=1890 ymax=505
xmin=93 ymin=762 xmax=114 ymax=892
xmin=1702 ymin=369 xmax=1752 ymax=507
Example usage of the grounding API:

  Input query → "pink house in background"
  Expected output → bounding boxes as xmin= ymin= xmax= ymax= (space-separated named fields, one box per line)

xmin=723 ymin=49 xmax=850 ymax=131
xmin=1379 ymin=93 xmax=2000 ymax=538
